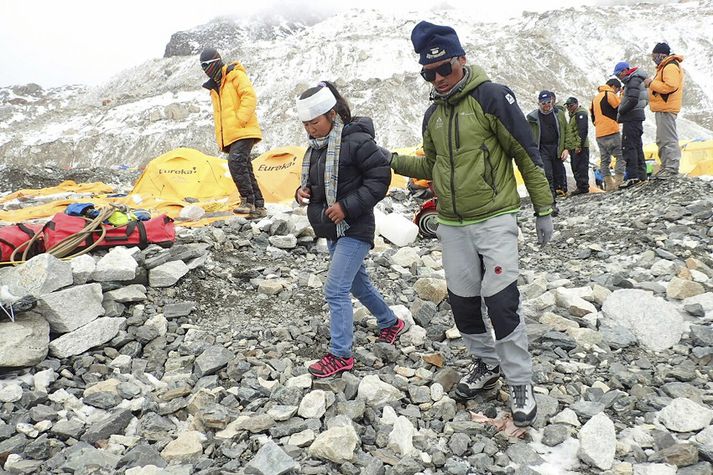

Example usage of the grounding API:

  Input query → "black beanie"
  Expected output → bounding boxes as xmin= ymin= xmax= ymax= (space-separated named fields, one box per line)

xmin=411 ymin=21 xmax=465 ymax=65
xmin=200 ymin=47 xmax=221 ymax=63
xmin=652 ymin=42 xmax=671 ymax=55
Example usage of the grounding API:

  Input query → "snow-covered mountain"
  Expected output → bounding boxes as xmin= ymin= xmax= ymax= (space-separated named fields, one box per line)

xmin=1 ymin=2 xmax=712 ymax=170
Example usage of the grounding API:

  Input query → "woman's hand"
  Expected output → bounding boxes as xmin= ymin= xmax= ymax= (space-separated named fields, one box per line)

xmin=296 ymin=186 xmax=311 ymax=205
xmin=325 ymin=203 xmax=346 ymax=224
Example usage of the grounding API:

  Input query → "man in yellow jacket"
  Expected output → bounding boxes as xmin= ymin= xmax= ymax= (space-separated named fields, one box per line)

xmin=200 ymin=48 xmax=266 ymax=217
xmin=589 ymin=78 xmax=625 ymax=190
xmin=644 ymin=42 xmax=684 ymax=177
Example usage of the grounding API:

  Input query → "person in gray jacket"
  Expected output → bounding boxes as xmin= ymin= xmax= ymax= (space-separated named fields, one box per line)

xmin=613 ymin=61 xmax=649 ymax=187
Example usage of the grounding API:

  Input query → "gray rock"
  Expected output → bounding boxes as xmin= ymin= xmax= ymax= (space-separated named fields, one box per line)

xmin=81 ymin=409 xmax=133 ymax=445
xmin=49 ymin=317 xmax=126 ymax=358
xmin=0 ymin=311 xmax=49 ymax=367
xmin=62 ymin=444 xmax=121 ymax=473
xmin=578 ymin=412 xmax=616 ymax=470
xmin=92 ymin=247 xmax=139 ymax=282
xmin=4 ymin=253 xmax=73 ymax=297
xmin=506 ymin=443 xmax=544 ymax=465
xmin=601 ymin=289 xmax=684 ymax=351
xmin=149 ymin=260 xmax=190 ymax=287
xmin=542 ymin=424 xmax=570 ymax=446
xmin=449 ymin=432 xmax=471 ymax=457
xmin=659 ymin=398 xmax=713 ymax=432
xmin=83 ymin=391 xmax=123 ymax=409
xmin=194 ymin=345 xmax=233 ymax=377
xmin=37 ymin=283 xmax=104 ymax=333
xmin=103 ymin=284 xmax=147 ymax=303
xmin=70 ymin=254 xmax=95 ymax=285
xmin=163 ymin=301 xmax=196 ymax=318
xmin=660 ymin=443 xmax=699 ymax=467
xmin=51 ymin=419 xmax=85 ymax=439
xmin=245 ymin=439 xmax=299 ymax=475
xmin=118 ymin=443 xmax=167 ymax=469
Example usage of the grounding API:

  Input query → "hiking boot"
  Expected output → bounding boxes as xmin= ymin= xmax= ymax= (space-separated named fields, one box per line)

xmin=249 ymin=206 xmax=268 ymax=219
xmin=233 ymin=199 xmax=255 ymax=215
xmin=510 ymin=384 xmax=538 ymax=427
xmin=308 ymin=353 xmax=354 ymax=378
xmin=603 ymin=175 xmax=616 ymax=191
xmin=568 ymin=189 xmax=588 ymax=197
xmin=653 ymin=169 xmax=677 ymax=180
xmin=555 ymin=189 xmax=567 ymax=198
xmin=378 ymin=318 xmax=406 ymax=344
xmin=454 ymin=358 xmax=501 ymax=400
xmin=619 ymin=178 xmax=641 ymax=189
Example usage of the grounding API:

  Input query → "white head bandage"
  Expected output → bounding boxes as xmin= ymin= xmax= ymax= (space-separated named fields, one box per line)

xmin=296 ymin=86 xmax=337 ymax=122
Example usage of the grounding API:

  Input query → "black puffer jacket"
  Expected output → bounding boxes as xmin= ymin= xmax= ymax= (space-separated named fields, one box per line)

xmin=618 ymin=68 xmax=648 ymax=123
xmin=303 ymin=116 xmax=391 ymax=245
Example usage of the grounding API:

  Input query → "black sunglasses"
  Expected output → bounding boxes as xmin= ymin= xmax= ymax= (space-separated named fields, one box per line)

xmin=420 ymin=58 xmax=458 ymax=82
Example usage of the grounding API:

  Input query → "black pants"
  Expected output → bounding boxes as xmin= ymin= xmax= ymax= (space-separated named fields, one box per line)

xmin=570 ymin=147 xmax=590 ymax=192
xmin=227 ymin=139 xmax=264 ymax=207
xmin=541 ymin=151 xmax=562 ymax=200
xmin=552 ymin=156 xmax=567 ymax=193
xmin=622 ymin=122 xmax=646 ymax=181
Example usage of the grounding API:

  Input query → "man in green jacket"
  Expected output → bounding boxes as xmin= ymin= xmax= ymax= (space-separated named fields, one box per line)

xmin=564 ymin=96 xmax=591 ymax=195
xmin=527 ymin=91 xmax=575 ymax=213
xmin=391 ymin=21 xmax=553 ymax=427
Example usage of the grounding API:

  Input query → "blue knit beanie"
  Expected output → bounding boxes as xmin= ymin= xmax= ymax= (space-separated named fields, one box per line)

xmin=411 ymin=21 xmax=465 ymax=65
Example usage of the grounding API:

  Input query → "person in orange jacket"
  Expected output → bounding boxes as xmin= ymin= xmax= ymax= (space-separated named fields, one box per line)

xmin=589 ymin=78 xmax=625 ymax=190
xmin=201 ymin=47 xmax=266 ymax=218
xmin=643 ymin=42 xmax=684 ymax=177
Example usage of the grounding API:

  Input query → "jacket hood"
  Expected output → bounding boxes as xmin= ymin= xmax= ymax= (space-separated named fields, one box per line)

xmin=431 ymin=65 xmax=491 ymax=106
xmin=598 ymin=84 xmax=616 ymax=93
xmin=343 ymin=116 xmax=375 ymax=139
xmin=657 ymin=54 xmax=684 ymax=70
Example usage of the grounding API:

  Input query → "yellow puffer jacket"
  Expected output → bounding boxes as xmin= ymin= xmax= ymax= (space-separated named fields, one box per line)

xmin=205 ymin=61 xmax=262 ymax=152
xmin=589 ymin=85 xmax=620 ymax=138
xmin=649 ymin=55 xmax=684 ymax=113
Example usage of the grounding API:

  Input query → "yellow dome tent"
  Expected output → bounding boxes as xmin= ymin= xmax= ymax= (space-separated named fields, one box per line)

xmin=643 ymin=139 xmax=713 ymax=176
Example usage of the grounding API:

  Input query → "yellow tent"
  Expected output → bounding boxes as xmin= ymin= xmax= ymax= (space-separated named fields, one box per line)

xmin=130 ymin=148 xmax=237 ymax=201
xmin=252 ymin=146 xmax=306 ymax=204
xmin=643 ymin=140 xmax=713 ymax=176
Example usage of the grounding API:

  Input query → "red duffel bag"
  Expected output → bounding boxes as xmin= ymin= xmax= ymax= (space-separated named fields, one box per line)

xmin=0 ymin=223 xmax=45 ymax=262
xmin=42 ymin=213 xmax=176 ymax=252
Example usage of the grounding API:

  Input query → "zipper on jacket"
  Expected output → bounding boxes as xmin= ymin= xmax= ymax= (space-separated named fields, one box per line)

xmin=217 ymin=81 xmax=225 ymax=149
xmin=447 ymin=106 xmax=462 ymax=221
xmin=455 ymin=112 xmax=461 ymax=150
xmin=481 ymin=144 xmax=497 ymax=196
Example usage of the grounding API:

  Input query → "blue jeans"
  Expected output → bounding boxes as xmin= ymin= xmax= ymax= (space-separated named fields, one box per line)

xmin=326 ymin=237 xmax=396 ymax=358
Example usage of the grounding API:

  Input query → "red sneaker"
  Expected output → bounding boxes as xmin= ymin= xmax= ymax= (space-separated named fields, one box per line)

xmin=308 ymin=354 xmax=354 ymax=378
xmin=378 ymin=318 xmax=406 ymax=344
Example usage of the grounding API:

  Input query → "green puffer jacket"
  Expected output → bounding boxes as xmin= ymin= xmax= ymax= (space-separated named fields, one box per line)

xmin=567 ymin=105 xmax=590 ymax=149
xmin=526 ymin=106 xmax=577 ymax=157
xmin=391 ymin=65 xmax=553 ymax=223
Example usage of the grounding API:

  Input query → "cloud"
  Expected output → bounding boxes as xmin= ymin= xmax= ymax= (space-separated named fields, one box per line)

xmin=0 ymin=0 xmax=586 ymax=88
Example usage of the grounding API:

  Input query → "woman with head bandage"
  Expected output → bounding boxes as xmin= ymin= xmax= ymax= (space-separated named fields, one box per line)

xmin=295 ymin=81 xmax=406 ymax=378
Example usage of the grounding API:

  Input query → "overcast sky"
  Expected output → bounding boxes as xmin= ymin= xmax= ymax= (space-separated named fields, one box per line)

xmin=0 ymin=0 xmax=594 ymax=88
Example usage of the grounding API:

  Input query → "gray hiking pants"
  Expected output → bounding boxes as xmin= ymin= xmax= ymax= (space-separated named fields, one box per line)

xmin=655 ymin=112 xmax=681 ymax=173
xmin=596 ymin=133 xmax=625 ymax=177
xmin=437 ymin=213 xmax=532 ymax=385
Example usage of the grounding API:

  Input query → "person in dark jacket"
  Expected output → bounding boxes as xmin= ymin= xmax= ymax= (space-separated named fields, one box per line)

xmin=295 ymin=81 xmax=405 ymax=378
xmin=527 ymin=91 xmax=574 ymax=216
xmin=391 ymin=21 xmax=554 ymax=427
xmin=614 ymin=61 xmax=649 ymax=187
xmin=564 ymin=97 xmax=590 ymax=195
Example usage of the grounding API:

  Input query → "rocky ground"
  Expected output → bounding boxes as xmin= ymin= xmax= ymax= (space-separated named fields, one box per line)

xmin=0 ymin=174 xmax=712 ymax=475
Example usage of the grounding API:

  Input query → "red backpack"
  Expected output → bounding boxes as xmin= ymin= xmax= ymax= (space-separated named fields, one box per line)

xmin=42 ymin=213 xmax=176 ymax=252
xmin=0 ymin=223 xmax=44 ymax=263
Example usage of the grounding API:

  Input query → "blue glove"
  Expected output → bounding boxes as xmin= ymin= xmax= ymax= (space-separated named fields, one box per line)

xmin=536 ymin=215 xmax=553 ymax=245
